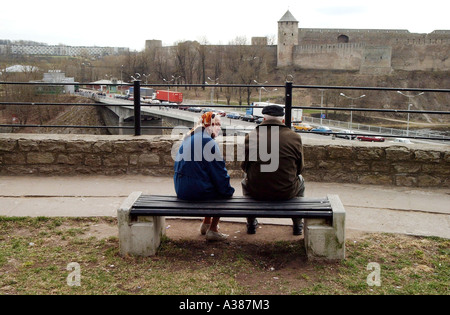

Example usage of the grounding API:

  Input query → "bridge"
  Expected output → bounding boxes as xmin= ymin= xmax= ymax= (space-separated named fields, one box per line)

xmin=95 ymin=93 xmax=449 ymax=146
xmin=96 ymin=94 xmax=259 ymax=136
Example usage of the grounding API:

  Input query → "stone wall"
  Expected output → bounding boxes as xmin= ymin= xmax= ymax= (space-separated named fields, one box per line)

xmin=0 ymin=134 xmax=449 ymax=188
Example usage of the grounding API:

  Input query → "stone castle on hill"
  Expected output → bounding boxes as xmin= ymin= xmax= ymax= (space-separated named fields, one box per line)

xmin=276 ymin=10 xmax=450 ymax=74
xmin=146 ymin=10 xmax=450 ymax=75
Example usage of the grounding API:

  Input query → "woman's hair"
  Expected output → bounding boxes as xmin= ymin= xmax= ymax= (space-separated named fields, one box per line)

xmin=186 ymin=112 xmax=221 ymax=138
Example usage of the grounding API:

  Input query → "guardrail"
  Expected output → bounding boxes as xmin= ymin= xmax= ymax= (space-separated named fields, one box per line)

xmin=0 ymin=80 xmax=449 ymax=142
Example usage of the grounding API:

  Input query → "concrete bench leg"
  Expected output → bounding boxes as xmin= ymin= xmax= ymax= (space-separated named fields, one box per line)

xmin=304 ymin=194 xmax=346 ymax=260
xmin=117 ymin=192 xmax=166 ymax=257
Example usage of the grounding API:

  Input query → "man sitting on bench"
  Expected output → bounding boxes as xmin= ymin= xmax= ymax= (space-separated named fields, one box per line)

xmin=241 ymin=105 xmax=306 ymax=235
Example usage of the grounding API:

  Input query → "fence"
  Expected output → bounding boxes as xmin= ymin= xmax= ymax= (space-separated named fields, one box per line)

xmin=0 ymin=80 xmax=449 ymax=142
xmin=303 ymin=116 xmax=448 ymax=141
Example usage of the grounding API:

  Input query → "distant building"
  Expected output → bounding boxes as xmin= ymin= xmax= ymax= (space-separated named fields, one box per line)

xmin=31 ymin=70 xmax=77 ymax=94
xmin=0 ymin=44 xmax=129 ymax=57
xmin=90 ymin=79 xmax=128 ymax=94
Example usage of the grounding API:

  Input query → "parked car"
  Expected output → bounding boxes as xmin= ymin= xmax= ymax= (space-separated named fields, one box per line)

xmin=357 ymin=135 xmax=385 ymax=142
xmin=227 ymin=112 xmax=241 ymax=119
xmin=241 ymin=114 xmax=256 ymax=122
xmin=216 ymin=110 xmax=226 ymax=117
xmin=188 ymin=107 xmax=202 ymax=113
xmin=311 ymin=126 xmax=332 ymax=135
xmin=255 ymin=117 xmax=264 ymax=124
xmin=335 ymin=129 xmax=356 ymax=140
xmin=201 ymin=108 xmax=216 ymax=113
xmin=394 ymin=138 xmax=413 ymax=144
xmin=293 ymin=123 xmax=313 ymax=131
xmin=178 ymin=106 xmax=190 ymax=110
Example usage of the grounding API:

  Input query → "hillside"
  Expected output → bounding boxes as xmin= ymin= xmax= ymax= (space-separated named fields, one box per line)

xmin=0 ymin=95 xmax=109 ymax=135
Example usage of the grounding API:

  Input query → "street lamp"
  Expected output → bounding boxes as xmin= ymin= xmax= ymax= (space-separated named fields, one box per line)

xmin=318 ymin=89 xmax=325 ymax=125
xmin=163 ymin=77 xmax=174 ymax=90
xmin=172 ymin=75 xmax=181 ymax=91
xmin=254 ymin=80 xmax=268 ymax=102
xmin=262 ymin=87 xmax=277 ymax=103
xmin=207 ymin=77 xmax=219 ymax=105
xmin=339 ymin=93 xmax=366 ymax=129
xmin=397 ymin=91 xmax=424 ymax=136
xmin=142 ymin=73 xmax=151 ymax=85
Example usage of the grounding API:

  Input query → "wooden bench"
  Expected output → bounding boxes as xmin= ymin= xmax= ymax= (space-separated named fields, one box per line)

xmin=118 ymin=192 xmax=346 ymax=260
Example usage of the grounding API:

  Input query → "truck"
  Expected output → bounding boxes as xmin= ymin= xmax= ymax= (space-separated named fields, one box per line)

xmin=127 ymin=87 xmax=155 ymax=100
xmin=246 ymin=102 xmax=302 ymax=122
xmin=246 ymin=102 xmax=280 ymax=118
xmin=155 ymin=90 xmax=183 ymax=104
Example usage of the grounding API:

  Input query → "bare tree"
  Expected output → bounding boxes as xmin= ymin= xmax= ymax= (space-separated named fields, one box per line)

xmin=174 ymin=41 xmax=200 ymax=87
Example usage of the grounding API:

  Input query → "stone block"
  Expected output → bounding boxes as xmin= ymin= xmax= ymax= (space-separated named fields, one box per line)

xmin=328 ymin=145 xmax=353 ymax=159
xmin=66 ymin=141 xmax=92 ymax=153
xmin=18 ymin=139 xmax=39 ymax=152
xmin=304 ymin=195 xmax=346 ymax=260
xmin=0 ymin=139 xmax=17 ymax=152
xmin=386 ymin=146 xmax=412 ymax=161
xmin=27 ymin=152 xmax=55 ymax=164
xmin=118 ymin=192 xmax=165 ymax=257
xmin=356 ymin=147 xmax=384 ymax=160
xmin=414 ymin=150 xmax=441 ymax=163
xmin=139 ymin=153 xmax=160 ymax=166
xmin=93 ymin=141 xmax=113 ymax=153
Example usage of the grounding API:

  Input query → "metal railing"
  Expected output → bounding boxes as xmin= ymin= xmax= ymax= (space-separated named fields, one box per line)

xmin=0 ymin=80 xmax=449 ymax=142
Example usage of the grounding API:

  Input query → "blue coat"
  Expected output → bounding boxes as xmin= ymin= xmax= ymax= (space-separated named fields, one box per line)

xmin=174 ymin=128 xmax=235 ymax=200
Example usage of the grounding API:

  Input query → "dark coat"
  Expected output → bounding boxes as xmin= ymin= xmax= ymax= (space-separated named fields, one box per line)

xmin=241 ymin=119 xmax=304 ymax=200
xmin=174 ymin=128 xmax=235 ymax=200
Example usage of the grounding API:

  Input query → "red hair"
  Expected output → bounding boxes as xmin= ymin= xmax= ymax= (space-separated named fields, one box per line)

xmin=201 ymin=112 xmax=217 ymax=127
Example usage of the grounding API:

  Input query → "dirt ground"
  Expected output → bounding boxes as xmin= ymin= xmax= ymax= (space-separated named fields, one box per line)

xmin=84 ymin=218 xmax=364 ymax=243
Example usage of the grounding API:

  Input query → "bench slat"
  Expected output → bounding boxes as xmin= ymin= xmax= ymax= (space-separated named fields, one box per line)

xmin=129 ymin=195 xmax=333 ymax=219
xmin=130 ymin=209 xmax=332 ymax=218
xmin=137 ymin=195 xmax=330 ymax=204
xmin=133 ymin=201 xmax=331 ymax=211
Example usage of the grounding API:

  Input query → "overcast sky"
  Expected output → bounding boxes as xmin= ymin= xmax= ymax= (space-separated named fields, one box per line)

xmin=1 ymin=0 xmax=449 ymax=51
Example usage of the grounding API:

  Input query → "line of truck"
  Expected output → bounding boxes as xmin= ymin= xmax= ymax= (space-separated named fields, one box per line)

xmin=126 ymin=87 xmax=183 ymax=104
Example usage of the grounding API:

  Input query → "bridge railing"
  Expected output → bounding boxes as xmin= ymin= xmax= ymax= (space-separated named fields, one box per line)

xmin=0 ymin=80 xmax=449 ymax=142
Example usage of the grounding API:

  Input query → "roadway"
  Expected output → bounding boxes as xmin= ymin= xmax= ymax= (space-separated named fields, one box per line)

xmin=96 ymin=95 xmax=448 ymax=147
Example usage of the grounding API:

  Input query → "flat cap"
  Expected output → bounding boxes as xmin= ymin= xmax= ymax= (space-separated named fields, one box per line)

xmin=262 ymin=105 xmax=285 ymax=116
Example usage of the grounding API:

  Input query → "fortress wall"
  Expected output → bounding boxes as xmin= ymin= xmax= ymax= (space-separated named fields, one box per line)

xmin=298 ymin=28 xmax=450 ymax=46
xmin=290 ymin=28 xmax=450 ymax=72
xmin=293 ymin=43 xmax=363 ymax=70
xmin=298 ymin=29 xmax=411 ymax=46
xmin=391 ymin=44 xmax=450 ymax=71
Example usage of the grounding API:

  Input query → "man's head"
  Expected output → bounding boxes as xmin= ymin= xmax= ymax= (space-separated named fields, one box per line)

xmin=262 ymin=105 xmax=285 ymax=123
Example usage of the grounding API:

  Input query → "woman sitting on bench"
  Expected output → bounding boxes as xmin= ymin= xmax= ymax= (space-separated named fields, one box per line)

xmin=174 ymin=112 xmax=235 ymax=241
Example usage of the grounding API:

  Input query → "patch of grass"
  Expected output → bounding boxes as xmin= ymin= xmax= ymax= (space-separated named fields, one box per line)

xmin=0 ymin=217 xmax=448 ymax=295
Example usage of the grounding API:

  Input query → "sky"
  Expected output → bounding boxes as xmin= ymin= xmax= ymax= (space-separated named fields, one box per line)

xmin=1 ymin=0 xmax=449 ymax=51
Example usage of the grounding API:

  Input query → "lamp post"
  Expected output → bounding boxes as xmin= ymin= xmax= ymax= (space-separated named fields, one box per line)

xmin=254 ymin=80 xmax=268 ymax=102
xmin=172 ymin=75 xmax=181 ymax=91
xmin=142 ymin=73 xmax=151 ymax=85
xmin=262 ymin=87 xmax=277 ymax=104
xmin=120 ymin=65 xmax=124 ymax=95
xmin=318 ymin=89 xmax=325 ymax=125
xmin=339 ymin=93 xmax=366 ymax=130
xmin=207 ymin=77 xmax=219 ymax=105
xmin=163 ymin=77 xmax=174 ymax=90
xmin=397 ymin=91 xmax=424 ymax=136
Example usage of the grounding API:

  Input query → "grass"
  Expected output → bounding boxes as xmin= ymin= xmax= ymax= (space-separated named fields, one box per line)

xmin=0 ymin=217 xmax=448 ymax=295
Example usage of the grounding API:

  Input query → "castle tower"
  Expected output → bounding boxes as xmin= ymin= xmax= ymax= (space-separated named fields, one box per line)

xmin=277 ymin=10 xmax=299 ymax=67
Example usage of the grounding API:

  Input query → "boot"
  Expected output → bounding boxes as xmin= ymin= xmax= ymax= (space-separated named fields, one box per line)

xmin=247 ymin=218 xmax=258 ymax=234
